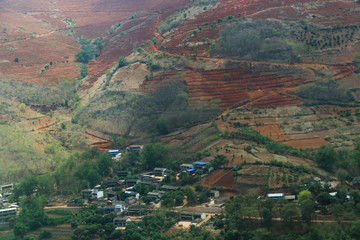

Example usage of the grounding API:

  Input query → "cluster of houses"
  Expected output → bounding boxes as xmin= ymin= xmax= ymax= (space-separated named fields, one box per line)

xmin=77 ymin=157 xmax=217 ymax=228
xmin=0 ymin=184 xmax=18 ymax=222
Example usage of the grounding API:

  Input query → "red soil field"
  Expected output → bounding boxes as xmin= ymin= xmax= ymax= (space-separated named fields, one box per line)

xmin=284 ymin=138 xmax=329 ymax=148
xmin=1 ymin=0 xmax=188 ymax=85
xmin=141 ymin=64 xmax=304 ymax=108
xmin=201 ymin=169 xmax=234 ymax=189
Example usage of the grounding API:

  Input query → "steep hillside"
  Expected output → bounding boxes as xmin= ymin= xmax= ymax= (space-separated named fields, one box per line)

xmin=0 ymin=0 xmax=360 ymax=182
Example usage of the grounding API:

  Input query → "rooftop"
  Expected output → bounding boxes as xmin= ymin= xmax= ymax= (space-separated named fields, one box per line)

xmin=193 ymin=161 xmax=208 ymax=165
xmin=267 ymin=193 xmax=284 ymax=198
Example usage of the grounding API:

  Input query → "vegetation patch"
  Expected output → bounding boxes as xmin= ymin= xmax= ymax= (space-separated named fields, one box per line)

xmin=298 ymin=80 xmax=354 ymax=104
xmin=210 ymin=20 xmax=304 ymax=64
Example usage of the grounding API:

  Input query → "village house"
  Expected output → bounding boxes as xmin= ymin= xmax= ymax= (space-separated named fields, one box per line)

xmin=107 ymin=179 xmax=121 ymax=187
xmin=147 ymin=191 xmax=164 ymax=199
xmin=192 ymin=161 xmax=208 ymax=170
xmin=180 ymin=164 xmax=194 ymax=171
xmin=115 ymin=203 xmax=126 ymax=212
xmin=113 ymin=216 xmax=132 ymax=227
xmin=160 ymin=185 xmax=179 ymax=192
xmin=117 ymin=171 xmax=131 ymax=178
xmin=80 ymin=189 xmax=103 ymax=200
xmin=127 ymin=204 xmax=144 ymax=216
xmin=106 ymin=190 xmax=116 ymax=200
xmin=180 ymin=211 xmax=206 ymax=221
xmin=1 ymin=184 xmax=14 ymax=193
xmin=126 ymin=145 xmax=143 ymax=152
xmin=108 ymin=150 xmax=120 ymax=156
xmin=0 ymin=208 xmax=16 ymax=222
xmin=139 ymin=173 xmax=157 ymax=181
xmin=125 ymin=196 xmax=137 ymax=205
xmin=210 ymin=190 xmax=220 ymax=198
xmin=153 ymin=168 xmax=167 ymax=177
xmin=125 ymin=178 xmax=140 ymax=188
xmin=284 ymin=195 xmax=296 ymax=201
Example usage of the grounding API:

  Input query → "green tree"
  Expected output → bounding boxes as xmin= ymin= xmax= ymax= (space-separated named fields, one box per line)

xmin=155 ymin=118 xmax=169 ymax=134
xmin=350 ymin=220 xmax=360 ymax=239
xmin=298 ymin=189 xmax=311 ymax=202
xmin=96 ymin=152 xmax=113 ymax=177
xmin=262 ymin=208 xmax=272 ymax=229
xmin=118 ymin=56 xmax=128 ymax=68
xmin=281 ymin=204 xmax=298 ymax=230
xmin=14 ymin=222 xmax=28 ymax=239
xmin=301 ymin=199 xmax=316 ymax=225
xmin=253 ymin=228 xmax=274 ymax=240
xmin=140 ymin=143 xmax=170 ymax=170
xmin=331 ymin=203 xmax=344 ymax=222
xmin=315 ymin=145 xmax=338 ymax=171
xmin=184 ymin=186 xmax=197 ymax=204
xmin=19 ymin=102 xmax=26 ymax=112
xmin=38 ymin=230 xmax=52 ymax=239
xmin=210 ymin=154 xmax=229 ymax=169
xmin=316 ymin=192 xmax=334 ymax=205
xmin=162 ymin=191 xmax=184 ymax=207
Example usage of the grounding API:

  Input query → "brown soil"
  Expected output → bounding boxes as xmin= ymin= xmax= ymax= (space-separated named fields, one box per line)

xmin=200 ymin=169 xmax=234 ymax=189
xmin=141 ymin=64 xmax=304 ymax=108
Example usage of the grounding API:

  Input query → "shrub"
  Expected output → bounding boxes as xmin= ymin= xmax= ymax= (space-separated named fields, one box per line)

xmin=118 ymin=56 xmax=128 ymax=68
xmin=39 ymin=230 xmax=52 ymax=239
xmin=298 ymin=80 xmax=353 ymax=103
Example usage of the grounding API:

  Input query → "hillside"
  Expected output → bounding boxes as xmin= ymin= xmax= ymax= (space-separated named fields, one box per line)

xmin=1 ymin=1 xmax=360 ymax=239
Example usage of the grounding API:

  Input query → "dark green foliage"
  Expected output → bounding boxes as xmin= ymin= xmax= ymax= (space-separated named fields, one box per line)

xmin=75 ymin=45 xmax=96 ymax=64
xmin=118 ymin=56 xmax=128 ymax=68
xmin=133 ymin=184 xmax=155 ymax=196
xmin=210 ymin=20 xmax=304 ymax=63
xmin=80 ymin=64 xmax=87 ymax=79
xmin=316 ymin=192 xmax=335 ymax=205
xmin=300 ymin=199 xmax=316 ymax=225
xmin=229 ymin=127 xmax=271 ymax=144
xmin=162 ymin=191 xmax=184 ymax=207
xmin=178 ymin=171 xmax=200 ymax=186
xmin=281 ymin=204 xmax=299 ymax=230
xmin=140 ymin=143 xmax=170 ymax=170
xmin=267 ymin=141 xmax=311 ymax=158
xmin=13 ymin=196 xmax=50 ymax=238
xmin=298 ymin=80 xmax=354 ymax=103
xmin=350 ymin=220 xmax=360 ymax=239
xmin=262 ymin=208 xmax=272 ymax=229
xmin=38 ymin=230 xmax=52 ymax=239
xmin=96 ymin=152 xmax=113 ymax=176
xmin=117 ymin=191 xmax=131 ymax=201
xmin=120 ymin=211 xmax=176 ymax=240
xmin=14 ymin=57 xmax=19 ymax=63
xmin=315 ymin=145 xmax=338 ymax=171
xmin=13 ymin=176 xmax=38 ymax=198
xmin=184 ymin=186 xmax=197 ymax=204
xmin=156 ymin=118 xmax=169 ymax=134
xmin=209 ymin=154 xmax=229 ymax=169
xmin=228 ymin=126 xmax=311 ymax=159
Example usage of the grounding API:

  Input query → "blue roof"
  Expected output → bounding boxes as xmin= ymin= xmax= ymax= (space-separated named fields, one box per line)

xmin=108 ymin=150 xmax=119 ymax=154
xmin=186 ymin=168 xmax=196 ymax=172
xmin=193 ymin=161 xmax=208 ymax=165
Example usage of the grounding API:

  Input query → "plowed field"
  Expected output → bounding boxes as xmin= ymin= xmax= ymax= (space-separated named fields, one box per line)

xmin=201 ymin=169 xmax=234 ymax=189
